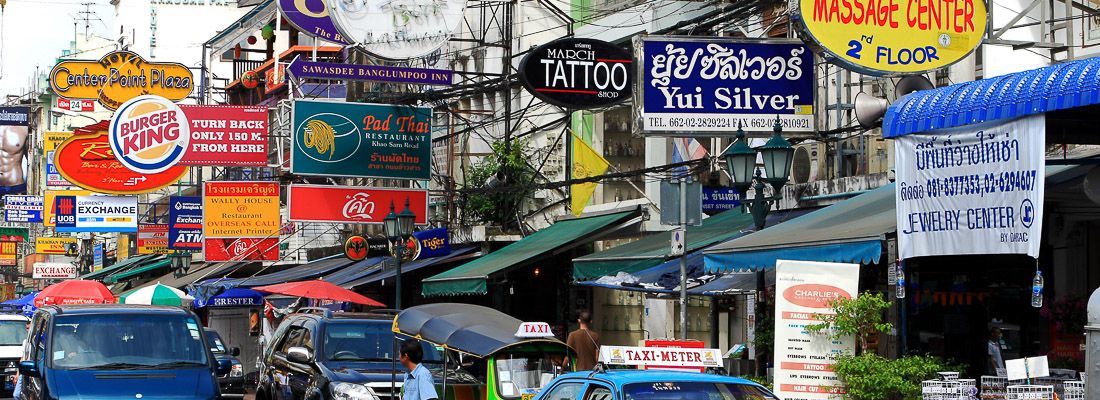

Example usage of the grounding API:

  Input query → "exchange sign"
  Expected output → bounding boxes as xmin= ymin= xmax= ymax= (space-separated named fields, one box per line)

xmin=792 ymin=0 xmax=987 ymax=75
xmin=49 ymin=51 xmax=193 ymax=109
xmin=169 ymin=196 xmax=203 ymax=251
xmin=137 ymin=224 xmax=169 ymax=254
xmin=519 ymin=38 xmax=632 ymax=109
xmin=54 ymin=195 xmax=139 ymax=233
xmin=33 ymin=263 xmax=77 ymax=280
xmin=287 ymin=185 xmax=428 ymax=225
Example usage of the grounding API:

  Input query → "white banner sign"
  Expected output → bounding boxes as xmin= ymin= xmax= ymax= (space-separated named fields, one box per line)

xmin=895 ymin=115 xmax=1044 ymax=259
xmin=599 ymin=346 xmax=723 ymax=369
xmin=32 ymin=262 xmax=77 ymax=280
xmin=773 ymin=259 xmax=859 ymax=400
xmin=56 ymin=195 xmax=139 ymax=233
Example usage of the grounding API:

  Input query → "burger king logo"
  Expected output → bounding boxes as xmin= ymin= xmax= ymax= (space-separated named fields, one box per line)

xmin=109 ymin=95 xmax=190 ymax=174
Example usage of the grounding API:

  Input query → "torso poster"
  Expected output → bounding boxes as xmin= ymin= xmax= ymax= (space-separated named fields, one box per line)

xmin=773 ymin=260 xmax=859 ymax=400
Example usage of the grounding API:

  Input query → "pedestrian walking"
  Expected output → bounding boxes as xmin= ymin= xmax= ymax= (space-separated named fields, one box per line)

xmin=566 ymin=311 xmax=600 ymax=371
xmin=400 ymin=338 xmax=438 ymax=400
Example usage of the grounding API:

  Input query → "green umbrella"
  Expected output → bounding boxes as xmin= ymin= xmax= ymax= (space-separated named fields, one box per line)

xmin=119 ymin=283 xmax=193 ymax=307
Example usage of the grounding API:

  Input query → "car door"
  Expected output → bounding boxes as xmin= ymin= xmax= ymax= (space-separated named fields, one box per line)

xmin=582 ymin=383 xmax=614 ymax=400
xmin=285 ymin=320 xmax=316 ymax=399
xmin=21 ymin=314 xmax=48 ymax=400
xmin=538 ymin=380 xmax=586 ymax=400
xmin=270 ymin=324 xmax=305 ymax=400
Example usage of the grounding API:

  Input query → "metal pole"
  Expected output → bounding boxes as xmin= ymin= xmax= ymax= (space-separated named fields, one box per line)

xmin=391 ymin=245 xmax=403 ymax=400
xmin=679 ymin=178 xmax=688 ymax=340
xmin=396 ymin=245 xmax=403 ymax=311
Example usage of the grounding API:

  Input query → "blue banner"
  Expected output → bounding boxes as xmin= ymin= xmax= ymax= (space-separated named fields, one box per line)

xmin=93 ymin=243 xmax=103 ymax=270
xmin=413 ymin=228 xmax=450 ymax=260
xmin=637 ymin=37 xmax=814 ymax=134
xmin=169 ymin=196 xmax=203 ymax=251
xmin=702 ymin=187 xmax=742 ymax=213
xmin=4 ymin=195 xmax=42 ymax=223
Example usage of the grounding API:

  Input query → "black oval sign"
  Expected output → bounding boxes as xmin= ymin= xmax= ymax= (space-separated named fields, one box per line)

xmin=519 ymin=38 xmax=632 ymax=109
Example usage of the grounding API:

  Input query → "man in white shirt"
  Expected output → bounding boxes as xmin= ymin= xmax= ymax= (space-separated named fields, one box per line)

xmin=987 ymin=327 xmax=1005 ymax=375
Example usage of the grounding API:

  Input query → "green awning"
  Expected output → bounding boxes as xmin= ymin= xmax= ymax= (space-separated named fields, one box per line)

xmin=422 ymin=211 xmax=640 ymax=296
xmin=82 ymin=254 xmax=158 ymax=281
xmin=109 ymin=259 xmax=172 ymax=283
xmin=571 ymin=210 xmax=756 ymax=281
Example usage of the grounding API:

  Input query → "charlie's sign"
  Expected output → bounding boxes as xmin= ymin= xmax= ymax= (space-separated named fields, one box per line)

xmin=793 ymin=0 xmax=986 ymax=75
xmin=50 ymin=51 xmax=194 ymax=109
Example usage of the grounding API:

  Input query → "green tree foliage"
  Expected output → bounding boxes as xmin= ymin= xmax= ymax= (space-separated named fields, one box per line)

xmin=805 ymin=292 xmax=893 ymax=354
xmin=463 ymin=140 xmax=535 ymax=229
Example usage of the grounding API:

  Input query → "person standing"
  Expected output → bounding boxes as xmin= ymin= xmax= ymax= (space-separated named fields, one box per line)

xmin=400 ymin=339 xmax=438 ymax=400
xmin=987 ymin=327 xmax=1005 ymax=375
xmin=566 ymin=311 xmax=600 ymax=371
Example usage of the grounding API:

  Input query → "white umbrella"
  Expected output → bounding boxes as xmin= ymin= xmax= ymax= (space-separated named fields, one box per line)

xmin=119 ymin=283 xmax=194 ymax=307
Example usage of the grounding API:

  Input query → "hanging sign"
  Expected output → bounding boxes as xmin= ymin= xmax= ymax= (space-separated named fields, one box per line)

xmin=54 ymin=121 xmax=188 ymax=194
xmin=774 ymin=259 xmax=859 ymax=399
xmin=519 ymin=38 xmax=632 ymax=109
xmin=109 ymin=95 xmax=190 ymax=174
xmin=279 ymin=0 xmax=348 ymax=44
xmin=49 ymin=51 xmax=194 ymax=109
xmin=137 ymin=224 xmax=170 ymax=254
xmin=287 ymin=185 xmax=429 ymax=225
xmin=56 ymin=98 xmax=95 ymax=112
xmin=0 ymin=242 xmax=16 ymax=266
xmin=35 ymin=237 xmax=78 ymax=255
xmin=634 ymin=37 xmax=815 ymax=135
xmin=44 ymin=190 xmax=93 ymax=227
xmin=54 ymin=195 xmax=139 ymax=233
xmin=0 ymin=227 xmax=27 ymax=242
xmin=288 ymin=59 xmax=453 ymax=86
xmin=44 ymin=132 xmax=74 ymax=187
xmin=179 ymin=105 xmax=268 ymax=166
xmin=4 ymin=195 xmax=43 ymax=223
xmin=32 ymin=263 xmax=77 ymax=280
xmin=411 ymin=228 xmax=450 ymax=260
xmin=344 ymin=236 xmax=368 ymax=261
xmin=327 ymin=0 xmax=465 ymax=59
xmin=894 ymin=115 xmax=1044 ymax=260
xmin=204 ymin=238 xmax=280 ymax=262
xmin=92 ymin=243 xmax=103 ymax=271
xmin=599 ymin=345 xmax=723 ymax=369
xmin=169 ymin=196 xmax=203 ymax=251
xmin=203 ymin=182 xmax=280 ymax=238
xmin=265 ymin=63 xmax=287 ymax=94
xmin=291 ymin=100 xmax=431 ymax=180
xmin=792 ymin=0 xmax=986 ymax=75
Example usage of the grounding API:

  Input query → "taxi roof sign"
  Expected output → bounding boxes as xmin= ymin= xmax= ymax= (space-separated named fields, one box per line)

xmin=515 ymin=322 xmax=554 ymax=338
xmin=599 ymin=346 xmax=723 ymax=369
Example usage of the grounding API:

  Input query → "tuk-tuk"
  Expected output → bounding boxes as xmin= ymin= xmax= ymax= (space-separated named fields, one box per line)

xmin=393 ymin=303 xmax=575 ymax=400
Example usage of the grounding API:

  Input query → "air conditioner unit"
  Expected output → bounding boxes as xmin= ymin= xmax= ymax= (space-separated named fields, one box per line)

xmin=790 ymin=141 xmax=825 ymax=184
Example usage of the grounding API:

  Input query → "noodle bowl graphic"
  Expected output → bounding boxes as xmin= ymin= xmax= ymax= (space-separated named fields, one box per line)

xmin=303 ymin=120 xmax=336 ymax=159
xmin=294 ymin=113 xmax=361 ymax=164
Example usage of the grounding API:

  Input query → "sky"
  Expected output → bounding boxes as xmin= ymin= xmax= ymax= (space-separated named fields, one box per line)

xmin=0 ymin=0 xmax=115 ymax=98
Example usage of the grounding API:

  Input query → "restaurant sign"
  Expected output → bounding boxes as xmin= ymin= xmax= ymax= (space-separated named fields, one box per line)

xmin=894 ymin=115 xmax=1044 ymax=259
xmin=204 ymin=238 xmax=279 ymax=262
xmin=519 ymin=38 xmax=631 ymax=109
xmin=49 ymin=51 xmax=193 ymax=109
xmin=203 ymin=182 xmax=280 ymax=238
xmin=792 ymin=0 xmax=987 ymax=75
xmin=291 ymin=100 xmax=431 ymax=180
xmin=55 ymin=121 xmax=188 ymax=194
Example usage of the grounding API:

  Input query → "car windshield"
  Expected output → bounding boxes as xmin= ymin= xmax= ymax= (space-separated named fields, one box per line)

xmin=322 ymin=322 xmax=442 ymax=363
xmin=494 ymin=353 xmax=562 ymax=398
xmin=51 ymin=313 xmax=209 ymax=370
xmin=623 ymin=382 xmax=778 ymax=400
xmin=0 ymin=320 xmax=27 ymax=346
xmin=206 ymin=331 xmax=227 ymax=354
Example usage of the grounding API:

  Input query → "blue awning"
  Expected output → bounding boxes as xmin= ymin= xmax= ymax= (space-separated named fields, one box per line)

xmin=574 ymin=252 xmax=705 ymax=294
xmin=192 ymin=288 xmax=265 ymax=308
xmin=191 ymin=256 xmax=354 ymax=303
xmin=344 ymin=247 xmax=479 ymax=289
xmin=884 ymin=56 xmax=1100 ymax=137
xmin=688 ymin=270 xmax=775 ymax=297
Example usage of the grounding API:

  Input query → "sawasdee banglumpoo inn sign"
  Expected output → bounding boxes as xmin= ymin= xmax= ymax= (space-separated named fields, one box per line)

xmin=50 ymin=51 xmax=193 ymax=109
xmin=793 ymin=0 xmax=987 ymax=75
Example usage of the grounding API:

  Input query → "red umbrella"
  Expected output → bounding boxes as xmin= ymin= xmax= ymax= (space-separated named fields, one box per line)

xmin=253 ymin=280 xmax=385 ymax=307
xmin=35 ymin=280 xmax=115 ymax=307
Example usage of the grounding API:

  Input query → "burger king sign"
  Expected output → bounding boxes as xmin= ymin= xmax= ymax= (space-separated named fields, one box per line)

xmin=109 ymin=95 xmax=190 ymax=174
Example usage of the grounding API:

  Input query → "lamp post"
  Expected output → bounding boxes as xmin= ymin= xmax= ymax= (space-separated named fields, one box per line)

xmin=383 ymin=198 xmax=417 ymax=311
xmin=170 ymin=252 xmax=193 ymax=279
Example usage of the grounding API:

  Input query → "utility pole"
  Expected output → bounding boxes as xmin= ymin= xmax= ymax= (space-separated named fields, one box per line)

xmin=75 ymin=3 xmax=100 ymax=41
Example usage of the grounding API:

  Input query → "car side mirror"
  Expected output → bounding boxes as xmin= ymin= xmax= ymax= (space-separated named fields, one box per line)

xmin=18 ymin=361 xmax=38 ymax=378
xmin=230 ymin=346 xmax=241 ymax=357
xmin=216 ymin=359 xmax=232 ymax=376
xmin=287 ymin=347 xmax=312 ymax=364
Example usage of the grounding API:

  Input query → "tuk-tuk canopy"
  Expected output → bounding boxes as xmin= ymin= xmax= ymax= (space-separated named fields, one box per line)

xmin=393 ymin=303 xmax=569 ymax=358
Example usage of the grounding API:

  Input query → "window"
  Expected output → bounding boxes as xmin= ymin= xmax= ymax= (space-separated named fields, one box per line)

xmin=623 ymin=382 xmax=778 ymax=400
xmin=277 ymin=327 xmax=306 ymax=355
xmin=586 ymin=385 xmax=614 ymax=400
xmin=494 ymin=352 xmax=562 ymax=398
xmin=0 ymin=320 xmax=27 ymax=346
xmin=206 ymin=331 xmax=227 ymax=354
xmin=320 ymin=322 xmax=442 ymax=363
xmin=542 ymin=382 xmax=585 ymax=400
xmin=48 ymin=314 xmax=208 ymax=370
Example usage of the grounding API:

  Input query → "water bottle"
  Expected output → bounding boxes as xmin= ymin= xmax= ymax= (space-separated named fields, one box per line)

xmin=896 ymin=264 xmax=906 ymax=299
xmin=1031 ymin=270 xmax=1044 ymax=308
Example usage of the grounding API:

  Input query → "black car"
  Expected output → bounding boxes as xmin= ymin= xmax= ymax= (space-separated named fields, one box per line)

xmin=205 ymin=328 xmax=246 ymax=398
xmin=256 ymin=308 xmax=476 ymax=400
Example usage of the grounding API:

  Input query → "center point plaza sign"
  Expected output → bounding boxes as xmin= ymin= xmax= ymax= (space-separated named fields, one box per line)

xmin=327 ymin=0 xmax=466 ymax=60
xmin=633 ymin=36 xmax=815 ymax=135
xmin=291 ymin=100 xmax=432 ymax=180
xmin=792 ymin=0 xmax=987 ymax=75
xmin=49 ymin=51 xmax=193 ymax=110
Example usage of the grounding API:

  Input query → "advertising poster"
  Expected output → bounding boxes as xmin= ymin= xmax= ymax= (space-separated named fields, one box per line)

xmin=204 ymin=238 xmax=280 ymax=262
xmin=204 ymin=182 xmax=280 ymax=238
xmin=0 ymin=241 xmax=17 ymax=266
xmin=50 ymin=51 xmax=193 ymax=109
xmin=0 ymin=107 xmax=29 ymax=195
xmin=518 ymin=38 xmax=631 ymax=109
xmin=278 ymin=0 xmax=348 ymax=43
xmin=0 ymin=226 xmax=28 ymax=242
xmin=180 ymin=105 xmax=268 ymax=166
xmin=169 ymin=196 xmax=203 ymax=251
xmin=137 ymin=224 xmax=169 ymax=254
xmin=35 ymin=237 xmax=78 ymax=255
xmin=287 ymin=185 xmax=428 ymax=225
xmin=118 ymin=235 xmax=130 ymax=260
xmin=33 ymin=262 xmax=77 ymax=280
xmin=773 ymin=259 xmax=859 ymax=399
xmin=54 ymin=121 xmax=188 ymax=195
xmin=54 ymin=195 xmax=139 ymax=233
xmin=291 ymin=100 xmax=432 ymax=180
xmin=43 ymin=190 xmax=92 ymax=227
xmin=93 ymin=243 xmax=103 ymax=271
xmin=411 ymin=228 xmax=451 ymax=260
xmin=43 ymin=132 xmax=73 ymax=187
xmin=894 ymin=115 xmax=1044 ymax=259
xmin=4 ymin=195 xmax=43 ymax=223
xmin=635 ymin=37 xmax=814 ymax=135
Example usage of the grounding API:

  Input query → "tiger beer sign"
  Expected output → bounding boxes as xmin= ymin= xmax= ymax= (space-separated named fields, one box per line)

xmin=50 ymin=51 xmax=193 ymax=109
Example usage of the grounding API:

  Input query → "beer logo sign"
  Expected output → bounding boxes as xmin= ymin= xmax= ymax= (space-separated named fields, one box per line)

xmin=109 ymin=95 xmax=190 ymax=174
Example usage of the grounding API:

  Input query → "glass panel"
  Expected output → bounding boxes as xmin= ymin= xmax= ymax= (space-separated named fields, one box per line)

xmin=50 ymin=314 xmax=208 ymax=370
xmin=321 ymin=322 xmax=442 ymax=363
xmin=494 ymin=353 xmax=561 ymax=398
xmin=0 ymin=320 xmax=28 ymax=346
xmin=623 ymin=382 xmax=778 ymax=400
xmin=206 ymin=331 xmax=227 ymax=354
xmin=542 ymin=382 xmax=584 ymax=400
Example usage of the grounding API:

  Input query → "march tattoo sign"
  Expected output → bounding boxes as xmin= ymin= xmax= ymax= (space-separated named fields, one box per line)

xmin=894 ymin=115 xmax=1044 ymax=259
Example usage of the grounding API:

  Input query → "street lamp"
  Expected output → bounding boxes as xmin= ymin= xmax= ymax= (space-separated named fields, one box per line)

xmin=383 ymin=199 xmax=416 ymax=310
xmin=722 ymin=117 xmax=795 ymax=230
xmin=170 ymin=252 xmax=193 ymax=279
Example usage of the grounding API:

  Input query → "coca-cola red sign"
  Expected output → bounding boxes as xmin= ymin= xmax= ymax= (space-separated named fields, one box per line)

xmin=204 ymin=238 xmax=279 ymax=262
xmin=287 ymin=185 xmax=428 ymax=225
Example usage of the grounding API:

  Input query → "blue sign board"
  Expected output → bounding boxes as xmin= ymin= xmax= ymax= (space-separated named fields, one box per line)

xmin=4 ymin=195 xmax=42 ymax=223
xmin=169 ymin=196 xmax=202 ymax=251
xmin=412 ymin=228 xmax=451 ymax=260
xmin=93 ymin=243 xmax=103 ymax=270
xmin=636 ymin=37 xmax=814 ymax=135
xmin=702 ymin=187 xmax=742 ymax=213
xmin=289 ymin=59 xmax=452 ymax=86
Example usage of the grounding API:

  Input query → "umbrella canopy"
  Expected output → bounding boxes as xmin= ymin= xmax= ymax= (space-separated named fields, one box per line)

xmin=35 ymin=280 xmax=115 ymax=307
xmin=253 ymin=280 xmax=384 ymax=306
xmin=191 ymin=287 xmax=265 ymax=308
xmin=3 ymin=291 xmax=37 ymax=317
xmin=120 ymin=283 xmax=194 ymax=306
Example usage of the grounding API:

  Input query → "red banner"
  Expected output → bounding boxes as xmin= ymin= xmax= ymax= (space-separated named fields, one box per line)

xmin=204 ymin=238 xmax=279 ymax=262
xmin=56 ymin=98 xmax=94 ymax=112
xmin=287 ymin=185 xmax=428 ymax=225
xmin=180 ymin=105 xmax=268 ymax=167
xmin=55 ymin=121 xmax=188 ymax=194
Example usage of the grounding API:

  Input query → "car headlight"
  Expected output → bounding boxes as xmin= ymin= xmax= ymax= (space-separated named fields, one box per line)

xmin=331 ymin=382 xmax=377 ymax=400
xmin=230 ymin=363 xmax=243 ymax=377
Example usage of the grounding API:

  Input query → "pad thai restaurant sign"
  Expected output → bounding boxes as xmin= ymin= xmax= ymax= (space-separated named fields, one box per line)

xmin=792 ymin=0 xmax=987 ymax=75
xmin=50 ymin=51 xmax=193 ymax=109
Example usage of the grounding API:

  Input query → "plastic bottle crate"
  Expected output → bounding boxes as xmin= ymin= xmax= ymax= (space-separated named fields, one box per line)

xmin=1005 ymin=385 xmax=1053 ymax=400
xmin=1062 ymin=381 xmax=1084 ymax=400
xmin=958 ymin=378 xmax=978 ymax=399
xmin=924 ymin=380 xmax=962 ymax=400
xmin=981 ymin=376 xmax=1008 ymax=400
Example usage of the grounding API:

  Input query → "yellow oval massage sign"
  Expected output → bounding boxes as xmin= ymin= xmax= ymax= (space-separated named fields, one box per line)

xmin=794 ymin=0 xmax=987 ymax=75
xmin=50 ymin=51 xmax=193 ymax=110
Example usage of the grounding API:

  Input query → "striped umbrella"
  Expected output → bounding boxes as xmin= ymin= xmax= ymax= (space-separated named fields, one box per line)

xmin=119 ymin=283 xmax=193 ymax=307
